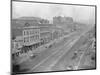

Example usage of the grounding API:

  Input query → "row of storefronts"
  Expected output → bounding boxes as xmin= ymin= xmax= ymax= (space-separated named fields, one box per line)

xmin=12 ymin=16 xmax=75 ymax=51
xmin=12 ymin=22 xmax=64 ymax=55
xmin=11 ymin=17 xmax=67 ymax=61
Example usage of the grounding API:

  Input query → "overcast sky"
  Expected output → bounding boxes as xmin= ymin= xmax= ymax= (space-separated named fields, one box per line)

xmin=12 ymin=1 xmax=95 ymax=24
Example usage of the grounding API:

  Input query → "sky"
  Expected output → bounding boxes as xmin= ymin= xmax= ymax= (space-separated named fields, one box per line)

xmin=12 ymin=1 xmax=95 ymax=25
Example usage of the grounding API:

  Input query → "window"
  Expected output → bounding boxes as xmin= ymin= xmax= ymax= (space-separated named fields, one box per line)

xmin=30 ymin=30 xmax=32 ymax=35
xmin=15 ymin=43 xmax=19 ymax=49
xmin=24 ymin=38 xmax=26 ymax=43
xmin=32 ymin=30 xmax=35 ymax=35
xmin=36 ymin=35 xmax=39 ymax=40
xmin=23 ymin=37 xmax=29 ymax=43
xmin=23 ymin=31 xmax=26 ymax=36
xmin=26 ymin=31 xmax=29 ymax=35
xmin=27 ymin=37 xmax=29 ymax=42
xmin=30 ymin=36 xmax=34 ymax=41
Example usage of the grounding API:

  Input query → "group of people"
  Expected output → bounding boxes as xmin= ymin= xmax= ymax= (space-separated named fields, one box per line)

xmin=12 ymin=41 xmax=45 ymax=59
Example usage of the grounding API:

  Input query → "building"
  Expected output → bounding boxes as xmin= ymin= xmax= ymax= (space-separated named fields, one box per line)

xmin=11 ymin=22 xmax=23 ymax=50
xmin=39 ymin=24 xmax=64 ymax=42
xmin=23 ymin=23 xmax=54 ymax=46
xmin=39 ymin=19 xmax=49 ymax=24
xmin=12 ymin=17 xmax=49 ymax=28
xmin=38 ymin=24 xmax=54 ymax=44
xmin=12 ymin=17 xmax=65 ymax=51
xmin=53 ymin=16 xmax=75 ymax=32
xmin=52 ymin=27 xmax=64 ymax=40
xmin=53 ymin=16 xmax=73 ymax=24
xmin=12 ymin=36 xmax=23 ymax=54
xmin=40 ymin=32 xmax=52 ymax=44
xmin=23 ymin=25 xmax=40 ymax=46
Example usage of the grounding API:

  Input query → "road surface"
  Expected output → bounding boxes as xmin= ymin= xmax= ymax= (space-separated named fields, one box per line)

xmin=17 ymin=26 xmax=95 ymax=73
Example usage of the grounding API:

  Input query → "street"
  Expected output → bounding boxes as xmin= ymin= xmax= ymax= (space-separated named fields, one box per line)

xmin=17 ymin=26 xmax=95 ymax=73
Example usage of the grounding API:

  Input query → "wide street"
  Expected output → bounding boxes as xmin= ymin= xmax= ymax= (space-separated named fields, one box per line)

xmin=18 ymin=26 xmax=94 ymax=73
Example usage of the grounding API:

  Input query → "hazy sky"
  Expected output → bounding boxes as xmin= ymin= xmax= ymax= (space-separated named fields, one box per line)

xmin=12 ymin=1 xmax=95 ymax=24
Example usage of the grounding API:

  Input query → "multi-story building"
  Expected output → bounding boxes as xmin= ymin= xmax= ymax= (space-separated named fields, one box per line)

xmin=53 ymin=16 xmax=75 ymax=32
xmin=23 ymin=23 xmax=53 ymax=46
xmin=53 ymin=16 xmax=73 ymax=24
xmin=23 ymin=25 xmax=40 ymax=46
xmin=40 ymin=31 xmax=52 ymax=44
xmin=12 ymin=17 xmax=65 ymax=51
xmin=51 ymin=27 xmax=64 ymax=40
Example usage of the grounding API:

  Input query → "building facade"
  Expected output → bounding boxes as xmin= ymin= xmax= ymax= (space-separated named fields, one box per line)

xmin=12 ymin=17 xmax=65 ymax=52
xmin=53 ymin=16 xmax=73 ymax=24
xmin=23 ymin=26 xmax=40 ymax=46
xmin=12 ymin=36 xmax=23 ymax=54
xmin=22 ymin=23 xmax=53 ymax=46
xmin=53 ymin=16 xmax=75 ymax=32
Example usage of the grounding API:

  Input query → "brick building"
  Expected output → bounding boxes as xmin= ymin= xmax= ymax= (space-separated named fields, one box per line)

xmin=53 ymin=16 xmax=75 ymax=32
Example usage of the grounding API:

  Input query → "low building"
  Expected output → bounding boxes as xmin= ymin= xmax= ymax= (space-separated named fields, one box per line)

xmin=12 ymin=36 xmax=23 ymax=54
